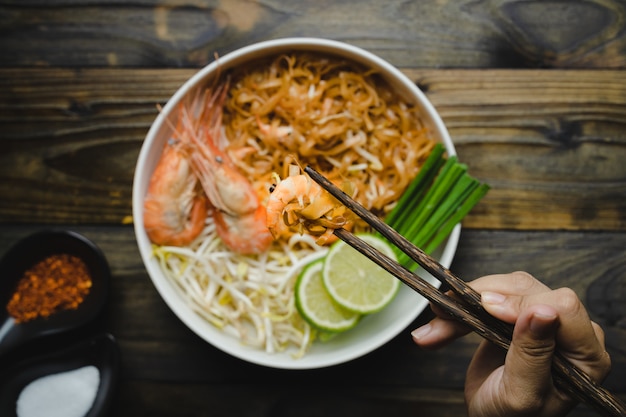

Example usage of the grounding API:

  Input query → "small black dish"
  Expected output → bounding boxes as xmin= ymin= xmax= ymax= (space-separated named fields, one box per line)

xmin=0 ymin=230 xmax=111 ymax=356
xmin=0 ymin=332 xmax=119 ymax=417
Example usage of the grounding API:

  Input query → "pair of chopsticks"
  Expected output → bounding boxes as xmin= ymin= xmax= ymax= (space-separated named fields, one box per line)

xmin=304 ymin=166 xmax=626 ymax=417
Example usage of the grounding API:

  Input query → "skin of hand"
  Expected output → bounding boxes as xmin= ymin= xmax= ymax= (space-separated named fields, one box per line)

xmin=410 ymin=271 xmax=611 ymax=417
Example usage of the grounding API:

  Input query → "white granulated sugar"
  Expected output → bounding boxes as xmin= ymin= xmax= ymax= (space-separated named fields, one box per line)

xmin=16 ymin=365 xmax=100 ymax=417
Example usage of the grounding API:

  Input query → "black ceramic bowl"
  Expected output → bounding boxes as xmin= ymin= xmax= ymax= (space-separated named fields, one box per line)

xmin=0 ymin=230 xmax=111 ymax=356
xmin=0 ymin=332 xmax=119 ymax=417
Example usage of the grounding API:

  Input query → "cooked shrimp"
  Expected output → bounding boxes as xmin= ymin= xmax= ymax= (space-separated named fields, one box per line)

xmin=177 ymin=85 xmax=274 ymax=255
xmin=143 ymin=140 xmax=208 ymax=246
xmin=266 ymin=173 xmax=353 ymax=245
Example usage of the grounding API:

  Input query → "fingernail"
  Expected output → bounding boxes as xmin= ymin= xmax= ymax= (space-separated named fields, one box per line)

xmin=481 ymin=291 xmax=506 ymax=305
xmin=411 ymin=323 xmax=432 ymax=340
xmin=529 ymin=306 xmax=558 ymax=338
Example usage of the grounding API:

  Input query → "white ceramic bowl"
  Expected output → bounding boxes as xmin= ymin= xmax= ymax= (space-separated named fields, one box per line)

xmin=132 ymin=38 xmax=459 ymax=369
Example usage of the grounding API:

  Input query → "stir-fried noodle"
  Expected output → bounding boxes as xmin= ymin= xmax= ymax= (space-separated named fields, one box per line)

xmin=224 ymin=53 xmax=435 ymax=219
xmin=150 ymin=53 xmax=436 ymax=356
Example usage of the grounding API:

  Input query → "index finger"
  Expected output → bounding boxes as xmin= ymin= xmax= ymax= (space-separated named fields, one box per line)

xmin=482 ymin=286 xmax=610 ymax=383
xmin=469 ymin=271 xmax=550 ymax=297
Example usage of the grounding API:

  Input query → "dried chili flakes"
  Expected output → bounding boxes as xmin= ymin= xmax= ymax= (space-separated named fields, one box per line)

xmin=6 ymin=254 xmax=93 ymax=323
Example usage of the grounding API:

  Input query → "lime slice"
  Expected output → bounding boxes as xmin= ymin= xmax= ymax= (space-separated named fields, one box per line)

xmin=322 ymin=234 xmax=400 ymax=314
xmin=295 ymin=259 xmax=360 ymax=333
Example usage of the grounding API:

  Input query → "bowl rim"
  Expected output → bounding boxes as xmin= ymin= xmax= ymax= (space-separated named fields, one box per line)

xmin=132 ymin=37 xmax=460 ymax=369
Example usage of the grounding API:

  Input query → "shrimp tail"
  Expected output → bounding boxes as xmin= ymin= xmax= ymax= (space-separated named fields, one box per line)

xmin=144 ymin=194 xmax=208 ymax=246
xmin=143 ymin=143 xmax=208 ymax=246
xmin=214 ymin=206 xmax=274 ymax=255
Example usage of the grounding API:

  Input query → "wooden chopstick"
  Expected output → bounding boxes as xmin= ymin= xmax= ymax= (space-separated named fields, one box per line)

xmin=332 ymin=227 xmax=513 ymax=349
xmin=304 ymin=166 xmax=626 ymax=417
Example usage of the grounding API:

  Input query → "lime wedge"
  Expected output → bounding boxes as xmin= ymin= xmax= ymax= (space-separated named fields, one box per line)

xmin=322 ymin=234 xmax=400 ymax=314
xmin=295 ymin=259 xmax=360 ymax=333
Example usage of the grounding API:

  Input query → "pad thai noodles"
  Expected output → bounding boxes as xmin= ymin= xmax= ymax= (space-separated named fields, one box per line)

xmin=146 ymin=53 xmax=436 ymax=357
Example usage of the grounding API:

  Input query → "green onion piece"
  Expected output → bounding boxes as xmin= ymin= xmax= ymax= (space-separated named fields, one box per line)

xmin=422 ymin=183 xmax=490 ymax=255
xmin=401 ymin=158 xmax=466 ymax=241
xmin=383 ymin=143 xmax=490 ymax=270
xmin=412 ymin=174 xmax=479 ymax=247
xmin=386 ymin=143 xmax=445 ymax=228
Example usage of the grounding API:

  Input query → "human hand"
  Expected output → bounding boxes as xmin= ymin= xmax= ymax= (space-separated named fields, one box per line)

xmin=410 ymin=271 xmax=611 ymax=417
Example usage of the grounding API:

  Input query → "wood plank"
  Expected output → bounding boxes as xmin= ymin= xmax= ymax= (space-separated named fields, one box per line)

xmin=110 ymin=383 xmax=469 ymax=417
xmin=1 ymin=68 xmax=624 ymax=230
xmin=1 ymin=0 xmax=626 ymax=69
xmin=107 ymin=382 xmax=621 ymax=417
xmin=1 ymin=225 xmax=624 ymax=416
xmin=0 ymin=226 xmax=624 ymax=380
xmin=412 ymin=69 xmax=626 ymax=231
xmin=4 ymin=1 xmax=626 ymax=415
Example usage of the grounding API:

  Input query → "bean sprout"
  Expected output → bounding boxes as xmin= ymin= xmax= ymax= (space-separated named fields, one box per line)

xmin=154 ymin=224 xmax=326 ymax=357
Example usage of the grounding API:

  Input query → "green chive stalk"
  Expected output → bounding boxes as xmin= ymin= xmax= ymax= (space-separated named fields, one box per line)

xmin=384 ymin=145 xmax=489 ymax=269
xmin=385 ymin=143 xmax=446 ymax=228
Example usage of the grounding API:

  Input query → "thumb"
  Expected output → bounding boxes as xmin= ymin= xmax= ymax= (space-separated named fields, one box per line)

xmin=501 ymin=304 xmax=559 ymax=407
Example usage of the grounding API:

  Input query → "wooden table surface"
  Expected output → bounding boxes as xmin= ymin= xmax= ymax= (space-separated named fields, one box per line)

xmin=1 ymin=1 xmax=625 ymax=416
